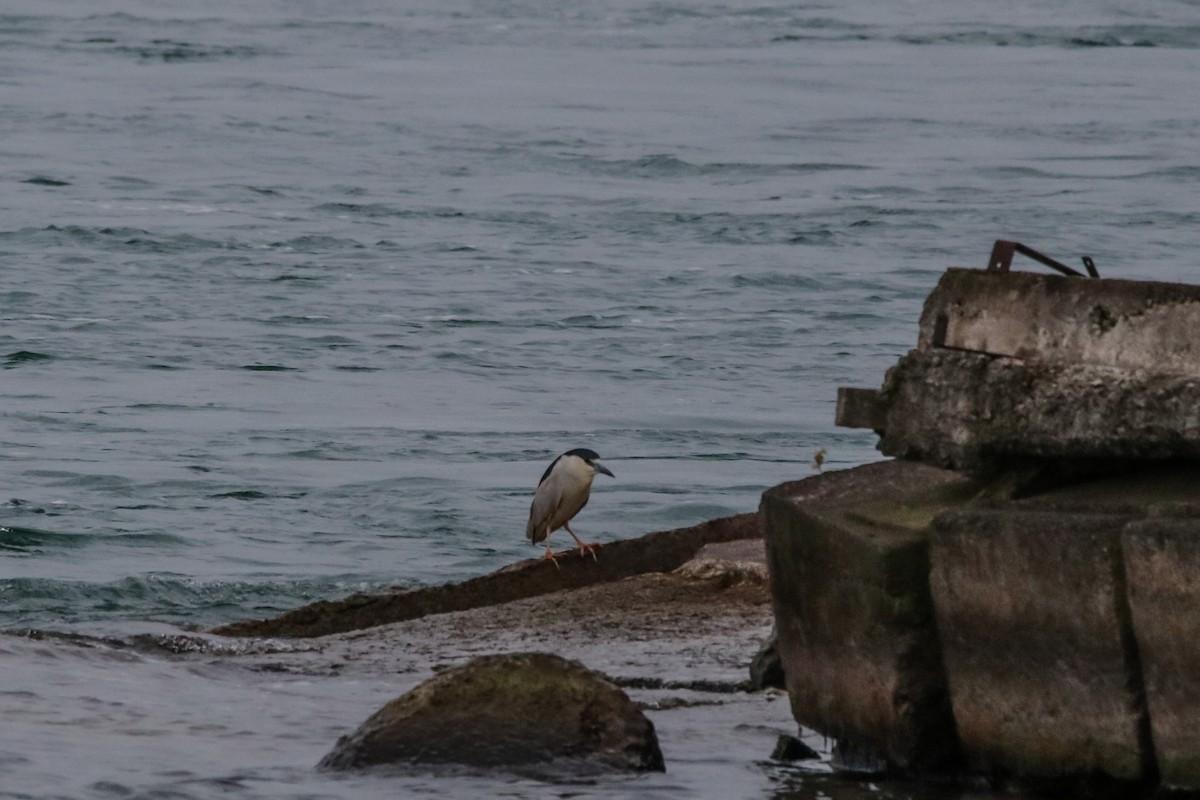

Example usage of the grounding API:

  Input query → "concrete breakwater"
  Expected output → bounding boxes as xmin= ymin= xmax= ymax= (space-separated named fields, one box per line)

xmin=765 ymin=259 xmax=1200 ymax=794
xmin=210 ymin=256 xmax=1200 ymax=792
xmin=764 ymin=459 xmax=1200 ymax=792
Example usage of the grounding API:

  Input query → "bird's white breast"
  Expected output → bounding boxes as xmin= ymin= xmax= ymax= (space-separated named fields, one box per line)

xmin=549 ymin=454 xmax=596 ymax=488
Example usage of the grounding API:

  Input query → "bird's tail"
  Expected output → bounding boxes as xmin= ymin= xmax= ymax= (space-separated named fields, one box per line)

xmin=526 ymin=516 xmax=545 ymax=544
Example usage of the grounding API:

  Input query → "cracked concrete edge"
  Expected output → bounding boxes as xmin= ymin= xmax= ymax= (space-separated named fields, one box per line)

xmin=212 ymin=512 xmax=761 ymax=639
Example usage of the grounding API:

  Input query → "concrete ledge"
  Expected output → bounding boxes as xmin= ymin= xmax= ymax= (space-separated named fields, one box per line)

xmin=839 ymin=268 xmax=1200 ymax=474
xmin=917 ymin=268 xmax=1200 ymax=373
xmin=213 ymin=513 xmax=759 ymax=638
xmin=761 ymin=460 xmax=981 ymax=771
xmin=929 ymin=509 xmax=1149 ymax=782
xmin=1123 ymin=517 xmax=1200 ymax=791
xmin=874 ymin=349 xmax=1200 ymax=473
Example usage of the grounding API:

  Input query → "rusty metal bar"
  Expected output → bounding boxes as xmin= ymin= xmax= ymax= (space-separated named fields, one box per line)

xmin=986 ymin=240 xmax=1096 ymax=278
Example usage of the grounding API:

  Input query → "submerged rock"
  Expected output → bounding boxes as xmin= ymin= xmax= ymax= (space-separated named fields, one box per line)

xmin=318 ymin=652 xmax=665 ymax=774
xmin=771 ymin=733 xmax=820 ymax=762
xmin=748 ymin=626 xmax=785 ymax=691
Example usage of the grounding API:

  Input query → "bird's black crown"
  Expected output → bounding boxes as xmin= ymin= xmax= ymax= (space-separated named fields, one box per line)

xmin=538 ymin=448 xmax=604 ymax=486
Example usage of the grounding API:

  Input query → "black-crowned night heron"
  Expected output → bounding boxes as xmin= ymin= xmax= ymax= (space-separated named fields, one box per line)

xmin=526 ymin=448 xmax=614 ymax=564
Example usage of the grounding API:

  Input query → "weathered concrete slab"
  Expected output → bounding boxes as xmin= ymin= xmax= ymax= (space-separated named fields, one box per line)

xmin=213 ymin=513 xmax=758 ymax=638
xmin=837 ymin=268 xmax=1200 ymax=474
xmin=917 ymin=268 xmax=1200 ymax=373
xmin=1122 ymin=516 xmax=1200 ymax=791
xmin=928 ymin=509 xmax=1149 ymax=782
xmin=859 ymin=348 xmax=1200 ymax=474
xmin=800 ymin=263 xmax=1200 ymax=790
xmin=761 ymin=460 xmax=983 ymax=771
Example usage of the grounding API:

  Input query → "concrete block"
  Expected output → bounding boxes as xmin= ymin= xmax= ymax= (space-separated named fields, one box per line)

xmin=917 ymin=268 xmax=1200 ymax=373
xmin=838 ymin=268 xmax=1200 ymax=473
xmin=870 ymin=348 xmax=1200 ymax=474
xmin=761 ymin=460 xmax=981 ymax=771
xmin=1123 ymin=516 xmax=1200 ymax=790
xmin=929 ymin=509 xmax=1149 ymax=782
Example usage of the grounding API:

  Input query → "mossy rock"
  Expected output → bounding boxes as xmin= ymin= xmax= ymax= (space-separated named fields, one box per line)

xmin=318 ymin=652 xmax=665 ymax=773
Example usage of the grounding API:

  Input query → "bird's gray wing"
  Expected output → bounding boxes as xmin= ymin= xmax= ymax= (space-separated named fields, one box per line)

xmin=526 ymin=467 xmax=591 ymax=544
xmin=526 ymin=475 xmax=563 ymax=543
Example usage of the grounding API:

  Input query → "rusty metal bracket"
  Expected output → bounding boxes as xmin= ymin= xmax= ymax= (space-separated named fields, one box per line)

xmin=986 ymin=240 xmax=1099 ymax=278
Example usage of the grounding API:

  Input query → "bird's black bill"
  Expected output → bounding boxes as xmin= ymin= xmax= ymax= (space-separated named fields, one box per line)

xmin=595 ymin=462 xmax=614 ymax=478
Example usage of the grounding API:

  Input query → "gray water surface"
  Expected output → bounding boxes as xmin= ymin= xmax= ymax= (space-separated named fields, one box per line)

xmin=3 ymin=0 xmax=1199 ymax=797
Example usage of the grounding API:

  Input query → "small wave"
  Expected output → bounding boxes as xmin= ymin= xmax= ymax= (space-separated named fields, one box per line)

xmin=0 ymin=225 xmax=232 ymax=253
xmin=731 ymin=273 xmax=826 ymax=290
xmin=21 ymin=176 xmax=71 ymax=186
xmin=207 ymin=489 xmax=307 ymax=500
xmin=1123 ymin=165 xmax=1200 ymax=182
xmin=32 ymin=472 xmax=135 ymax=493
xmin=0 ymin=574 xmax=381 ymax=628
xmin=3 ymin=350 xmax=53 ymax=368
xmin=270 ymin=273 xmax=323 ymax=282
xmin=310 ymin=201 xmax=408 ymax=218
xmin=561 ymin=152 xmax=870 ymax=179
xmin=280 ymin=442 xmax=365 ymax=460
xmin=0 ymin=524 xmax=185 ymax=555
xmin=0 ymin=525 xmax=91 ymax=554
xmin=123 ymin=402 xmax=196 ymax=411
xmin=893 ymin=26 xmax=1195 ymax=49
xmin=102 ymin=39 xmax=264 ymax=62
xmin=558 ymin=314 xmax=627 ymax=329
xmin=771 ymin=23 xmax=1200 ymax=49
xmin=207 ymin=490 xmax=268 ymax=500
xmin=647 ymin=502 xmax=742 ymax=523
xmin=1 ymin=290 xmax=39 ymax=304
xmin=267 ymin=234 xmax=365 ymax=251
xmin=423 ymin=316 xmax=504 ymax=329
xmin=264 ymin=314 xmax=335 ymax=325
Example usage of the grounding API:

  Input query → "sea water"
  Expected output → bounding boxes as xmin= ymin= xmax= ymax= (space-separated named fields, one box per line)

xmin=2 ymin=1 xmax=1199 ymax=797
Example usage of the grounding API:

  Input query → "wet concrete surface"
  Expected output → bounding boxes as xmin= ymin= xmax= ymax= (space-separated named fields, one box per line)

xmin=224 ymin=548 xmax=775 ymax=690
xmin=214 ymin=513 xmax=760 ymax=639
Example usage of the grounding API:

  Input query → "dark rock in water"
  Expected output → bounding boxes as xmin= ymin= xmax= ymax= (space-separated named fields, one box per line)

xmin=771 ymin=733 xmax=819 ymax=762
xmin=748 ymin=626 xmax=785 ymax=691
xmin=318 ymin=652 xmax=665 ymax=773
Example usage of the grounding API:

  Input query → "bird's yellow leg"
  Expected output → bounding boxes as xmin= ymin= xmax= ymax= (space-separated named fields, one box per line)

xmin=542 ymin=540 xmax=561 ymax=569
xmin=563 ymin=522 xmax=598 ymax=561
